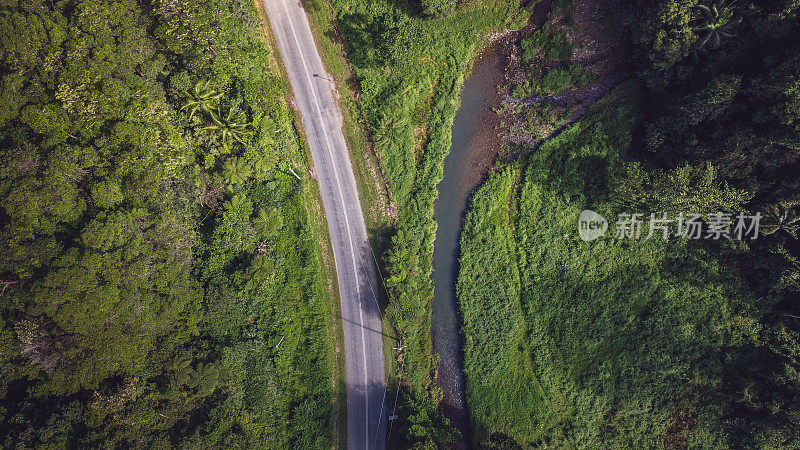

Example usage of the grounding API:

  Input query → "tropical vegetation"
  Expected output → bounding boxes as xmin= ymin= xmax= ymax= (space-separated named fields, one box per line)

xmin=458 ymin=0 xmax=800 ymax=447
xmin=0 ymin=0 xmax=338 ymax=446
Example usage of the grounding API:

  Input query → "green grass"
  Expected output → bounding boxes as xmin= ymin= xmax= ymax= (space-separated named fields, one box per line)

xmin=459 ymin=1 xmax=800 ymax=444
xmin=457 ymin=87 xmax=791 ymax=447
xmin=521 ymin=28 xmax=573 ymax=61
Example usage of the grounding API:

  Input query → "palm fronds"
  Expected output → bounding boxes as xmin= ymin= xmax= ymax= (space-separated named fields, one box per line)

xmin=201 ymin=105 xmax=253 ymax=145
xmin=691 ymin=0 xmax=742 ymax=52
xmin=181 ymin=80 xmax=222 ymax=120
xmin=762 ymin=204 xmax=800 ymax=238
xmin=183 ymin=80 xmax=253 ymax=145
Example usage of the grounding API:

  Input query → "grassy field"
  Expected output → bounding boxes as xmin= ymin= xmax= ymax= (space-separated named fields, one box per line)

xmin=459 ymin=88 xmax=765 ymax=447
xmin=458 ymin=0 xmax=800 ymax=445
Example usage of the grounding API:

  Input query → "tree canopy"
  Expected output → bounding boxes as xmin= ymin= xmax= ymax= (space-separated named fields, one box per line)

xmin=0 ymin=0 xmax=337 ymax=446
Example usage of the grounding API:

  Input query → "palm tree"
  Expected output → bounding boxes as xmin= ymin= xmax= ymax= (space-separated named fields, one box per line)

xmin=181 ymin=80 xmax=222 ymax=120
xmin=203 ymin=105 xmax=253 ymax=145
xmin=691 ymin=0 xmax=741 ymax=51
xmin=762 ymin=204 xmax=800 ymax=238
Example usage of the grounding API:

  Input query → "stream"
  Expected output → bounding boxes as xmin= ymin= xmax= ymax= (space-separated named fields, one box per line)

xmin=431 ymin=46 xmax=506 ymax=447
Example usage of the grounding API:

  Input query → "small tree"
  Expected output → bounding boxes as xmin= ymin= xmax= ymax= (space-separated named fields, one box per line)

xmin=691 ymin=0 xmax=741 ymax=51
xmin=221 ymin=157 xmax=253 ymax=186
xmin=762 ymin=204 xmax=800 ymax=238
xmin=181 ymin=80 xmax=222 ymax=120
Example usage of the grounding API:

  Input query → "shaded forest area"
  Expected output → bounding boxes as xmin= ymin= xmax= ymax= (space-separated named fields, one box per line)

xmin=0 ymin=0 xmax=337 ymax=447
xmin=459 ymin=0 xmax=800 ymax=447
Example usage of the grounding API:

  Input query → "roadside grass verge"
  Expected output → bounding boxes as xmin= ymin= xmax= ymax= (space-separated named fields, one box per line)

xmin=254 ymin=2 xmax=347 ymax=446
xmin=300 ymin=0 xmax=394 ymax=233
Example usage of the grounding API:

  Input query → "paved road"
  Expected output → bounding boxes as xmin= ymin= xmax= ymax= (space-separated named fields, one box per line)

xmin=262 ymin=1 xmax=386 ymax=448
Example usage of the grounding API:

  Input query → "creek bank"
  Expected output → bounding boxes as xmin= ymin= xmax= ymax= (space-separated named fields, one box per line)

xmin=431 ymin=45 xmax=507 ymax=448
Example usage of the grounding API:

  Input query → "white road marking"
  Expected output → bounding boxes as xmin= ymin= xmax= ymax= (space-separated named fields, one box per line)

xmin=277 ymin=1 xmax=372 ymax=447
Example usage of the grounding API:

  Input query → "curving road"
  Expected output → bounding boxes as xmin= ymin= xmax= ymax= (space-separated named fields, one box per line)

xmin=261 ymin=0 xmax=387 ymax=448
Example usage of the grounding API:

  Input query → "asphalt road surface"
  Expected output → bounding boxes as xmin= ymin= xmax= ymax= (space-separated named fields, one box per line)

xmin=262 ymin=1 xmax=387 ymax=448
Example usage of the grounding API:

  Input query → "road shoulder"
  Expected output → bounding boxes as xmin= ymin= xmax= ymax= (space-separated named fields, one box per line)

xmin=253 ymin=1 xmax=348 ymax=446
xmin=299 ymin=0 xmax=394 ymax=232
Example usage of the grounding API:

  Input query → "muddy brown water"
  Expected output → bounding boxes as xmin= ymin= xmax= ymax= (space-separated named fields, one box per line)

xmin=431 ymin=45 xmax=506 ymax=448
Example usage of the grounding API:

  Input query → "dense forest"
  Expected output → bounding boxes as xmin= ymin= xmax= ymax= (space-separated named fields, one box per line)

xmin=0 ymin=0 xmax=338 ymax=447
xmin=4 ymin=0 xmax=799 ymax=446
xmin=459 ymin=0 xmax=800 ymax=447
